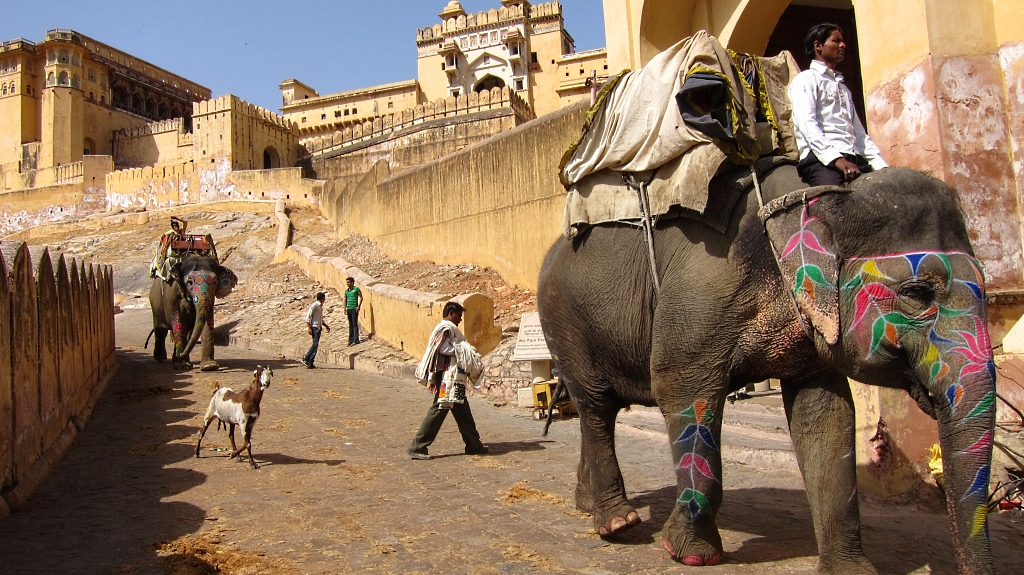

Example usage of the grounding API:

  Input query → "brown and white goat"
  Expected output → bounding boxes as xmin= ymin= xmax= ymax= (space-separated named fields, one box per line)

xmin=195 ymin=365 xmax=272 ymax=469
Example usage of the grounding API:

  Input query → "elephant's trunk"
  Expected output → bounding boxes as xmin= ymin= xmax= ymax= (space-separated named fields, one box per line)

xmin=927 ymin=315 xmax=996 ymax=574
xmin=178 ymin=271 xmax=216 ymax=361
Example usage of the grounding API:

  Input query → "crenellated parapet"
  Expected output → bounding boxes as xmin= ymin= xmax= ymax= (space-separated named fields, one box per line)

xmin=418 ymin=2 xmax=544 ymax=43
xmin=113 ymin=118 xmax=185 ymax=141
xmin=298 ymin=86 xmax=533 ymax=157
xmin=192 ymin=94 xmax=296 ymax=133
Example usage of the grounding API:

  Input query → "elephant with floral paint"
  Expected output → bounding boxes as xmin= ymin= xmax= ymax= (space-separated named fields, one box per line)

xmin=537 ymin=163 xmax=995 ymax=574
xmin=149 ymin=255 xmax=237 ymax=371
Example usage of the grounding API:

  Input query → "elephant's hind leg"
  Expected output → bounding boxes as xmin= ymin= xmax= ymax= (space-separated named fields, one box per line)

xmin=577 ymin=399 xmax=641 ymax=536
xmin=153 ymin=327 xmax=168 ymax=362
xmin=782 ymin=371 xmax=876 ymax=575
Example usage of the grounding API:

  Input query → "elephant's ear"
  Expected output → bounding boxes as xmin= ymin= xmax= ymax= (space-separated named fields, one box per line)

xmin=215 ymin=266 xmax=238 ymax=298
xmin=763 ymin=195 xmax=841 ymax=345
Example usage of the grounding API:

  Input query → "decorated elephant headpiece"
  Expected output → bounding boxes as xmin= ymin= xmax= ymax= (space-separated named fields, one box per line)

xmin=758 ymin=183 xmax=848 ymax=345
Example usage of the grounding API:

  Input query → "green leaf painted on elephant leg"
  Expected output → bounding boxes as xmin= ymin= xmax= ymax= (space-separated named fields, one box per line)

xmin=842 ymin=273 xmax=864 ymax=291
xmin=678 ymin=488 xmax=711 ymax=517
xmin=966 ymin=392 xmax=995 ymax=420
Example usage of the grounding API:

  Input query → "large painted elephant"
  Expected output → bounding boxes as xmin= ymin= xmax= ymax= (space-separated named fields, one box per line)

xmin=149 ymin=255 xmax=237 ymax=371
xmin=537 ymin=164 xmax=995 ymax=574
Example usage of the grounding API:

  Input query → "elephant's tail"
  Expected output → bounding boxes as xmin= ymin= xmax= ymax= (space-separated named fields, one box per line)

xmin=543 ymin=377 xmax=571 ymax=436
xmin=144 ymin=329 xmax=154 ymax=349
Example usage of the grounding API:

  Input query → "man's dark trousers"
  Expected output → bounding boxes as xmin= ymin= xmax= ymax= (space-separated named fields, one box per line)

xmin=797 ymin=153 xmax=873 ymax=186
xmin=347 ymin=308 xmax=359 ymax=345
xmin=408 ymin=373 xmax=484 ymax=454
xmin=303 ymin=327 xmax=322 ymax=365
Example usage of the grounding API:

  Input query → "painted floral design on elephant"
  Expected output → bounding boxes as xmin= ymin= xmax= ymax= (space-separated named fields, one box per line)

xmin=672 ymin=399 xmax=719 ymax=518
xmin=841 ymin=251 xmax=994 ymax=538
xmin=779 ymin=198 xmax=835 ymax=303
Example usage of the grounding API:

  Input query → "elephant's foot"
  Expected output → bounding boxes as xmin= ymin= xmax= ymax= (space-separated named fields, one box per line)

xmin=816 ymin=557 xmax=878 ymax=575
xmin=575 ymin=482 xmax=594 ymax=513
xmin=172 ymin=358 xmax=193 ymax=370
xmin=593 ymin=502 xmax=641 ymax=537
xmin=200 ymin=360 xmax=220 ymax=372
xmin=661 ymin=510 xmax=723 ymax=566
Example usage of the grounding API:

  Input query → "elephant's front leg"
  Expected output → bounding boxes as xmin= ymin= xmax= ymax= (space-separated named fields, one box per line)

xmin=657 ymin=387 xmax=726 ymax=566
xmin=199 ymin=319 xmax=219 ymax=372
xmin=782 ymin=371 xmax=876 ymax=575
xmin=171 ymin=310 xmax=191 ymax=369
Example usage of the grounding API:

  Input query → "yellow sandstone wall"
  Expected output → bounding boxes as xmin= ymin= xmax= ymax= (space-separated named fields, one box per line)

xmin=318 ymin=101 xmax=587 ymax=291
xmin=0 ymin=241 xmax=116 ymax=513
xmin=274 ymin=244 xmax=501 ymax=361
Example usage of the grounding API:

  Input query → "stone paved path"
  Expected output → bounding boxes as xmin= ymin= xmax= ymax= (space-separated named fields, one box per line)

xmin=0 ymin=310 xmax=1021 ymax=574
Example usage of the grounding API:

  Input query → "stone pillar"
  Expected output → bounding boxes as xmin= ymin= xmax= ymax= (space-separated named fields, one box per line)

xmin=0 ymin=249 xmax=13 ymax=492
xmin=55 ymin=256 xmax=75 ymax=423
xmin=36 ymin=250 xmax=62 ymax=449
xmin=11 ymin=244 xmax=40 ymax=483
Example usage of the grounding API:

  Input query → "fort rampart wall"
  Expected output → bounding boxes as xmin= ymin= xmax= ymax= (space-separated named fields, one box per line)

xmin=317 ymin=101 xmax=587 ymax=290
xmin=104 ymin=161 xmax=322 ymax=211
xmin=274 ymin=244 xmax=501 ymax=361
xmin=0 ymin=241 xmax=116 ymax=515
xmin=300 ymin=87 xmax=533 ymax=160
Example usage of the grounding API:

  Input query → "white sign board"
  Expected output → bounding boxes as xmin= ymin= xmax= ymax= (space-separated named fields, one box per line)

xmin=513 ymin=311 xmax=553 ymax=361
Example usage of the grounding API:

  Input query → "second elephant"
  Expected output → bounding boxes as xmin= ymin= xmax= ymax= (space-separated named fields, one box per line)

xmin=149 ymin=255 xmax=237 ymax=371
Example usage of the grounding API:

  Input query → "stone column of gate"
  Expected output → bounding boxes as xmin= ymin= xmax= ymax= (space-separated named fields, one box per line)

xmin=858 ymin=0 xmax=1024 ymax=294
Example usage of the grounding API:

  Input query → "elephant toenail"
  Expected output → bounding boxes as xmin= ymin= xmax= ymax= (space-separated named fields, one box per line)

xmin=706 ymin=552 xmax=723 ymax=566
xmin=662 ymin=539 xmax=677 ymax=558
xmin=682 ymin=555 xmax=706 ymax=566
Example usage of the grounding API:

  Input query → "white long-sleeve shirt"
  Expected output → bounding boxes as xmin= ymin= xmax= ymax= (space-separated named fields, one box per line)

xmin=305 ymin=300 xmax=324 ymax=329
xmin=788 ymin=60 xmax=887 ymax=170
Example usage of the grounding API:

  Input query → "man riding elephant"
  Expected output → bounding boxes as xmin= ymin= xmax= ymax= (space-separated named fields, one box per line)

xmin=148 ymin=223 xmax=236 ymax=371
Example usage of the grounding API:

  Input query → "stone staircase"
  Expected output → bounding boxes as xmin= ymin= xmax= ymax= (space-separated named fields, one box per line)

xmin=615 ymin=392 xmax=800 ymax=474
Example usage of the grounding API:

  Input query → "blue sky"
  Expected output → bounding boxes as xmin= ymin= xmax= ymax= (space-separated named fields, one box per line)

xmin=0 ymin=0 xmax=606 ymax=112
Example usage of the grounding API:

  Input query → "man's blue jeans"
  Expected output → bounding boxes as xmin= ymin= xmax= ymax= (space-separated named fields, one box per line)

xmin=303 ymin=327 xmax=322 ymax=365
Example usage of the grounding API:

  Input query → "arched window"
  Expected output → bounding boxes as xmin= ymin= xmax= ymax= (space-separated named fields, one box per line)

xmin=47 ymin=50 xmax=56 ymax=64
xmin=58 ymin=71 xmax=69 ymax=86
xmin=71 ymin=74 xmax=80 ymax=89
xmin=8 ymin=82 xmax=14 ymax=94
xmin=2 ymin=85 xmax=6 ymax=96
xmin=87 ymin=68 xmax=95 ymax=82
xmin=27 ymin=85 xmax=33 ymax=95
xmin=89 ymin=91 xmax=94 ymax=100
xmin=46 ymin=72 xmax=55 ymax=87
xmin=59 ymin=49 xmax=69 ymax=64
xmin=71 ymin=53 xmax=81 ymax=66
xmin=99 ymin=95 xmax=104 ymax=103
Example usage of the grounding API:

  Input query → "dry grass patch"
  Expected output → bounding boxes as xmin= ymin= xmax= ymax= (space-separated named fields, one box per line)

xmin=156 ymin=533 xmax=299 ymax=575
xmin=499 ymin=480 xmax=570 ymax=506
xmin=279 ymin=377 xmax=299 ymax=386
xmin=323 ymin=428 xmax=348 ymax=437
xmin=340 ymin=419 xmax=372 ymax=427
xmin=496 ymin=542 xmax=563 ymax=572
xmin=473 ymin=458 xmax=507 ymax=469
xmin=368 ymin=542 xmax=396 ymax=556
xmin=324 ymin=390 xmax=347 ymax=399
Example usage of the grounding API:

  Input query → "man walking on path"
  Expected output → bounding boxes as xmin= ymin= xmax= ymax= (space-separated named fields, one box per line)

xmin=302 ymin=292 xmax=330 ymax=369
xmin=407 ymin=302 xmax=487 ymax=460
xmin=345 ymin=277 xmax=363 ymax=346
xmin=788 ymin=23 xmax=887 ymax=186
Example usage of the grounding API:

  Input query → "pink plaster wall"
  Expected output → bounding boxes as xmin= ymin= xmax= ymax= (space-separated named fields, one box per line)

xmin=866 ymin=54 xmax=1024 ymax=291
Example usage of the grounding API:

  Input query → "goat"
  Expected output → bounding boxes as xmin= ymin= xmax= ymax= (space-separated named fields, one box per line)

xmin=195 ymin=365 xmax=273 ymax=469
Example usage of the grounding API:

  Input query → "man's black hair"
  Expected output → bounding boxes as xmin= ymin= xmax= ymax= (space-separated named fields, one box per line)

xmin=804 ymin=23 xmax=843 ymax=59
xmin=443 ymin=301 xmax=465 ymax=318
xmin=316 ymin=292 xmax=325 ymax=300
xmin=346 ymin=276 xmax=355 ymax=283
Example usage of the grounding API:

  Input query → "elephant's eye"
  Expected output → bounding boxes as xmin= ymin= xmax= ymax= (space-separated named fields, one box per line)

xmin=898 ymin=282 xmax=935 ymax=316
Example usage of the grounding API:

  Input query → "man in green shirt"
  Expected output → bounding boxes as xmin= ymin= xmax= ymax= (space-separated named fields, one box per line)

xmin=345 ymin=277 xmax=363 ymax=346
